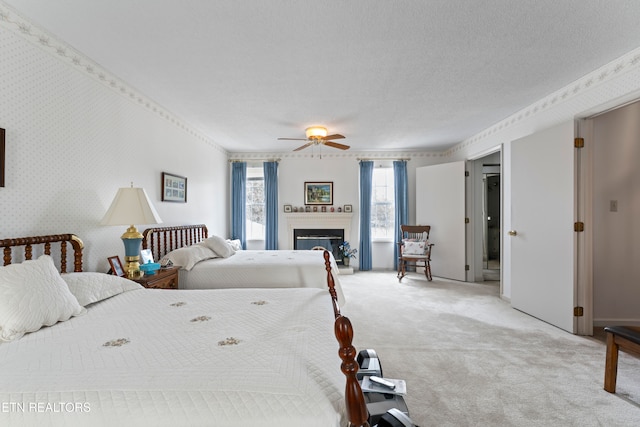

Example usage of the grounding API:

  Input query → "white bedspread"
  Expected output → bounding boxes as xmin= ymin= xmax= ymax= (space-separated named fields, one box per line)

xmin=180 ymin=250 xmax=345 ymax=306
xmin=0 ymin=288 xmax=346 ymax=427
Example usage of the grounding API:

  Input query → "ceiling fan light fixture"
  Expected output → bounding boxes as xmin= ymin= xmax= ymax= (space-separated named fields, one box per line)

xmin=305 ymin=126 xmax=327 ymax=140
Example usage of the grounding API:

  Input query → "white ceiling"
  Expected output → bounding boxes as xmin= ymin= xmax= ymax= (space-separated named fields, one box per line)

xmin=4 ymin=0 xmax=640 ymax=153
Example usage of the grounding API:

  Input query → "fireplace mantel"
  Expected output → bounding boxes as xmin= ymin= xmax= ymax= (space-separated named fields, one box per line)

xmin=284 ymin=212 xmax=353 ymax=250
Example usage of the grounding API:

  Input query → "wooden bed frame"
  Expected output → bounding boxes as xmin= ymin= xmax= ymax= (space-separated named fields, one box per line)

xmin=1 ymin=232 xmax=370 ymax=427
xmin=0 ymin=233 xmax=83 ymax=272
xmin=142 ymin=224 xmax=208 ymax=262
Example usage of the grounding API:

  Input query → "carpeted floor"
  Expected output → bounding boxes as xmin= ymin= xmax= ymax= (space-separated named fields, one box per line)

xmin=338 ymin=271 xmax=640 ymax=427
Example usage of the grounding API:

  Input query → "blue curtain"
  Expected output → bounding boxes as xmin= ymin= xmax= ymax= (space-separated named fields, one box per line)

xmin=393 ymin=161 xmax=409 ymax=269
xmin=359 ymin=161 xmax=373 ymax=271
xmin=231 ymin=162 xmax=246 ymax=249
xmin=263 ymin=161 xmax=279 ymax=250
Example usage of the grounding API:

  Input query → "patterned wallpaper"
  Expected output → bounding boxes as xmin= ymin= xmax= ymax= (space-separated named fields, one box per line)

xmin=0 ymin=26 xmax=228 ymax=272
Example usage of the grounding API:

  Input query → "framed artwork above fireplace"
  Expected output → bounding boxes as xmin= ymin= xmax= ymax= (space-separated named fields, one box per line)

xmin=304 ymin=181 xmax=333 ymax=205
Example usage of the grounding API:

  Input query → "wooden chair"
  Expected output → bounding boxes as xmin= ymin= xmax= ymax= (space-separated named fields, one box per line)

xmin=397 ymin=225 xmax=434 ymax=282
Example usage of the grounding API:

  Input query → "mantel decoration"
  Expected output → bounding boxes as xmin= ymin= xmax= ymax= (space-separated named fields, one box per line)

xmin=162 ymin=172 xmax=187 ymax=203
xmin=304 ymin=181 xmax=333 ymax=205
xmin=338 ymin=241 xmax=357 ymax=267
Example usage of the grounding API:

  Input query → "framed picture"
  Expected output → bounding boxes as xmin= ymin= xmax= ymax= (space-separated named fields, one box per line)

xmin=140 ymin=249 xmax=154 ymax=265
xmin=344 ymin=204 xmax=353 ymax=213
xmin=304 ymin=181 xmax=333 ymax=205
xmin=108 ymin=256 xmax=125 ymax=277
xmin=284 ymin=204 xmax=292 ymax=213
xmin=162 ymin=172 xmax=187 ymax=203
xmin=0 ymin=128 xmax=5 ymax=188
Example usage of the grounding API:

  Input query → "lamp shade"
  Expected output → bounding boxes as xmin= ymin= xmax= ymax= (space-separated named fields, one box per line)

xmin=100 ymin=187 xmax=162 ymax=226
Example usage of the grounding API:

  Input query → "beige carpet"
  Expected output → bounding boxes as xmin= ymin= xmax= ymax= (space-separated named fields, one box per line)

xmin=338 ymin=271 xmax=640 ymax=427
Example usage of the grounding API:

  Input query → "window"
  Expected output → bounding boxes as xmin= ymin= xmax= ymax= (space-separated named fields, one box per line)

xmin=246 ymin=167 xmax=265 ymax=239
xmin=371 ymin=167 xmax=395 ymax=239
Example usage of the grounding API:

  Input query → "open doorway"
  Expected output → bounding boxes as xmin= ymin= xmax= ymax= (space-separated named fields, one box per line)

xmin=470 ymin=151 xmax=501 ymax=283
xmin=483 ymin=168 xmax=500 ymax=280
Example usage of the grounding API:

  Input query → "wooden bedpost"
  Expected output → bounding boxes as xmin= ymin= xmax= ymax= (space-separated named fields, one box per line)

xmin=323 ymin=250 xmax=341 ymax=318
xmin=324 ymin=250 xmax=369 ymax=426
xmin=69 ymin=234 xmax=84 ymax=272
xmin=60 ymin=241 xmax=68 ymax=273
xmin=335 ymin=315 xmax=370 ymax=427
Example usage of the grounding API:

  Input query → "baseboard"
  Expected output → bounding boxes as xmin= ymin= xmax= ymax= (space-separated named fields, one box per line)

xmin=593 ymin=318 xmax=640 ymax=327
xmin=338 ymin=266 xmax=354 ymax=275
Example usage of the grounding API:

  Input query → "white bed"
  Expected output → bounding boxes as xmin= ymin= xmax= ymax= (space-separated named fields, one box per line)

xmin=0 ymin=233 xmax=369 ymax=427
xmin=143 ymin=225 xmax=345 ymax=305
xmin=1 ymin=286 xmax=344 ymax=427
xmin=178 ymin=250 xmax=345 ymax=303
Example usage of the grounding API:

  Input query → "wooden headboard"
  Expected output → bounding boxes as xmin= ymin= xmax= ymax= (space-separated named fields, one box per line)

xmin=0 ymin=234 xmax=84 ymax=273
xmin=142 ymin=224 xmax=208 ymax=261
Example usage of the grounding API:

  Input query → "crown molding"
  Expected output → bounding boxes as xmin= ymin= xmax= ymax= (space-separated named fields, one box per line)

xmin=227 ymin=150 xmax=448 ymax=161
xmin=447 ymin=46 xmax=640 ymax=156
xmin=0 ymin=2 xmax=227 ymax=156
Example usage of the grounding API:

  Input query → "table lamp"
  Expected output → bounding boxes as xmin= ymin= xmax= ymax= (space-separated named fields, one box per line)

xmin=100 ymin=184 xmax=162 ymax=279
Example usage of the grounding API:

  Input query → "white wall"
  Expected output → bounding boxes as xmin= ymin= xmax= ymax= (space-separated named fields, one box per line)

xmin=0 ymin=23 xmax=228 ymax=272
xmin=232 ymin=153 xmax=444 ymax=269
xmin=448 ymin=46 xmax=640 ymax=304
xmin=592 ymin=101 xmax=640 ymax=325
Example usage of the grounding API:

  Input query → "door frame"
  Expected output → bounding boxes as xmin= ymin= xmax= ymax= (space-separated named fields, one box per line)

xmin=468 ymin=147 xmax=503 ymax=293
xmin=575 ymin=119 xmax=594 ymax=335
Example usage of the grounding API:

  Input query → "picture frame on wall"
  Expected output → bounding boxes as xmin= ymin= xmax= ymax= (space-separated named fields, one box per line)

xmin=162 ymin=172 xmax=187 ymax=203
xmin=344 ymin=204 xmax=353 ymax=213
xmin=284 ymin=204 xmax=292 ymax=213
xmin=107 ymin=256 xmax=125 ymax=277
xmin=304 ymin=181 xmax=333 ymax=205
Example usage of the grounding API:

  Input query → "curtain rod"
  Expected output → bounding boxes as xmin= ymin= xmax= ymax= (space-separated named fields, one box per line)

xmin=229 ymin=158 xmax=281 ymax=163
xmin=357 ymin=158 xmax=411 ymax=162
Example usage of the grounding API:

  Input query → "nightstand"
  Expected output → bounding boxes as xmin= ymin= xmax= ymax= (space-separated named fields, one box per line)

xmin=134 ymin=266 xmax=179 ymax=289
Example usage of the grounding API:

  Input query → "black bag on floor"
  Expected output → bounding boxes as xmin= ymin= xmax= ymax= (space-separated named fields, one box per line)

xmin=376 ymin=408 xmax=418 ymax=427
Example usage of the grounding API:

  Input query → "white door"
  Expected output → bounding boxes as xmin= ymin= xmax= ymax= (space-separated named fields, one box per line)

xmin=416 ymin=161 xmax=466 ymax=281
xmin=510 ymin=121 xmax=576 ymax=333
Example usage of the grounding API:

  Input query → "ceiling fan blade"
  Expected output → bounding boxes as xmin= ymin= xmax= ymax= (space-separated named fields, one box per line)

xmin=293 ymin=142 xmax=314 ymax=151
xmin=322 ymin=134 xmax=345 ymax=140
xmin=324 ymin=141 xmax=350 ymax=150
xmin=278 ymin=137 xmax=307 ymax=141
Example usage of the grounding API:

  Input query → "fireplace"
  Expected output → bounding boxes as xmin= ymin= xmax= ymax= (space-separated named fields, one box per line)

xmin=283 ymin=211 xmax=353 ymax=257
xmin=294 ymin=228 xmax=344 ymax=263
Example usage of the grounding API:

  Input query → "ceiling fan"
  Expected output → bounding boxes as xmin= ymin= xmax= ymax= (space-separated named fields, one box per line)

xmin=278 ymin=126 xmax=350 ymax=152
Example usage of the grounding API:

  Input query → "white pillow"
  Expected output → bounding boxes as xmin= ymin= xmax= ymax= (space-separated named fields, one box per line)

xmin=0 ymin=255 xmax=86 ymax=342
xmin=403 ymin=241 xmax=427 ymax=255
xmin=226 ymin=239 xmax=242 ymax=251
xmin=201 ymin=235 xmax=236 ymax=258
xmin=161 ymin=245 xmax=217 ymax=270
xmin=61 ymin=272 xmax=142 ymax=306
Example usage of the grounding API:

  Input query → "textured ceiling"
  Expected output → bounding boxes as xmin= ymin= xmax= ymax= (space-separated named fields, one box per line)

xmin=4 ymin=0 xmax=640 ymax=153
